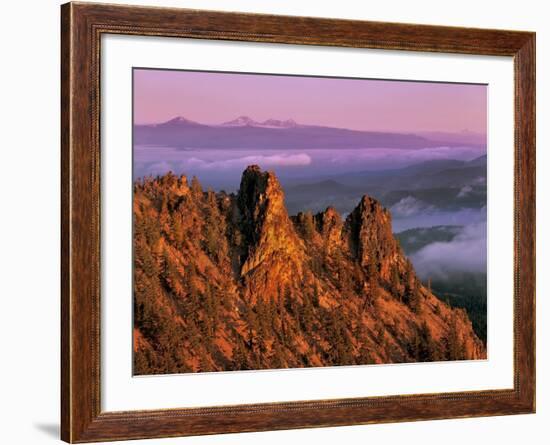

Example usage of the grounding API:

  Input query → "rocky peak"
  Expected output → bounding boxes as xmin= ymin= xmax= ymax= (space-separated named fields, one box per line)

xmin=345 ymin=195 xmax=401 ymax=280
xmin=222 ymin=116 xmax=258 ymax=127
xmin=160 ymin=116 xmax=202 ymax=127
xmin=137 ymin=171 xmax=190 ymax=199
xmin=163 ymin=172 xmax=189 ymax=195
xmin=317 ymin=206 xmax=341 ymax=229
xmin=237 ymin=166 xmax=303 ymax=278
xmin=237 ymin=165 xmax=285 ymax=237
xmin=315 ymin=207 xmax=343 ymax=253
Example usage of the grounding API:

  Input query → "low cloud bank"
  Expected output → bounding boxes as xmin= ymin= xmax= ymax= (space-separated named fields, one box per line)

xmin=391 ymin=205 xmax=486 ymax=233
xmin=411 ymin=222 xmax=487 ymax=280
xmin=187 ymin=153 xmax=312 ymax=170
xmin=390 ymin=196 xmax=435 ymax=218
xmin=328 ymin=145 xmax=486 ymax=170
xmin=457 ymin=185 xmax=473 ymax=198
xmin=135 ymin=153 xmax=312 ymax=178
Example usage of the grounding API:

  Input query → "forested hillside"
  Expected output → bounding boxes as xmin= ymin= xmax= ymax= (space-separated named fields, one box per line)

xmin=133 ymin=166 xmax=485 ymax=375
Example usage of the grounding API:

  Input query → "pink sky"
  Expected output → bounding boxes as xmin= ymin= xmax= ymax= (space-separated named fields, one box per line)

xmin=133 ymin=69 xmax=487 ymax=134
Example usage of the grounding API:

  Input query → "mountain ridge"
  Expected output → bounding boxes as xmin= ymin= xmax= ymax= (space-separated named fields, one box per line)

xmin=134 ymin=116 xmax=485 ymax=150
xmin=133 ymin=166 xmax=486 ymax=374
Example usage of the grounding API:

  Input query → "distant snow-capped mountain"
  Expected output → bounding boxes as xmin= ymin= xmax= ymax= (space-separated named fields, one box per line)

xmin=221 ymin=116 xmax=299 ymax=129
xmin=134 ymin=115 xmax=483 ymax=150
xmin=220 ymin=115 xmax=258 ymax=127
xmin=156 ymin=116 xmax=204 ymax=127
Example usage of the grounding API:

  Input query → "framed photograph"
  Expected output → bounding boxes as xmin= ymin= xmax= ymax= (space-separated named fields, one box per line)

xmin=61 ymin=2 xmax=535 ymax=442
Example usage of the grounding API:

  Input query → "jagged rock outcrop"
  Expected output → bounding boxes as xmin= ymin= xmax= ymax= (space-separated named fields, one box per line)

xmin=237 ymin=166 xmax=305 ymax=295
xmin=344 ymin=195 xmax=403 ymax=281
xmin=315 ymin=206 xmax=344 ymax=254
xmin=133 ymin=166 xmax=486 ymax=375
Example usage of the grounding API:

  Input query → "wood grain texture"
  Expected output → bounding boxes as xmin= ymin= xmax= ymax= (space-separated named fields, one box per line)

xmin=60 ymin=2 xmax=536 ymax=442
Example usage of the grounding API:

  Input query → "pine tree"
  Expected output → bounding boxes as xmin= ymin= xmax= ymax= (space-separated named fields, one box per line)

xmin=185 ymin=319 xmax=201 ymax=350
xmin=198 ymin=349 xmax=213 ymax=372
xmin=302 ymin=211 xmax=316 ymax=239
xmin=375 ymin=322 xmax=385 ymax=346
xmin=312 ymin=285 xmax=320 ymax=308
xmin=190 ymin=175 xmax=203 ymax=196
xmin=271 ymin=341 xmax=286 ymax=368
xmin=445 ymin=311 xmax=464 ymax=361
xmin=416 ymin=321 xmax=435 ymax=362
xmin=255 ymin=296 xmax=272 ymax=339
xmin=231 ymin=338 xmax=249 ymax=370
xmin=299 ymin=295 xmax=315 ymax=333
xmin=159 ymin=198 xmax=171 ymax=236
xmin=367 ymin=244 xmax=378 ymax=281
xmin=409 ymin=278 xmax=422 ymax=314
xmin=390 ymin=266 xmax=402 ymax=300
xmin=203 ymin=284 xmax=218 ymax=337
xmin=170 ymin=213 xmax=185 ymax=249
xmin=245 ymin=305 xmax=259 ymax=350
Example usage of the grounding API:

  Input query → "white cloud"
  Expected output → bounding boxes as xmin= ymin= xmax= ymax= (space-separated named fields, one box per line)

xmin=390 ymin=196 xmax=435 ymax=217
xmin=143 ymin=161 xmax=174 ymax=176
xmin=185 ymin=153 xmax=312 ymax=170
xmin=329 ymin=146 xmax=486 ymax=169
xmin=473 ymin=176 xmax=487 ymax=185
xmin=457 ymin=185 xmax=473 ymax=198
xmin=411 ymin=222 xmax=487 ymax=279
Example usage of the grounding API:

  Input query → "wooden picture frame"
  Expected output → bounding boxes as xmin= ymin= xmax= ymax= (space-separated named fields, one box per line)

xmin=61 ymin=2 xmax=535 ymax=442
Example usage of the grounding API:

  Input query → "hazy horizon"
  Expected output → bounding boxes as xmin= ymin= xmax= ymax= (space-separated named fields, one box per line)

xmin=137 ymin=114 xmax=487 ymax=138
xmin=134 ymin=68 xmax=487 ymax=134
